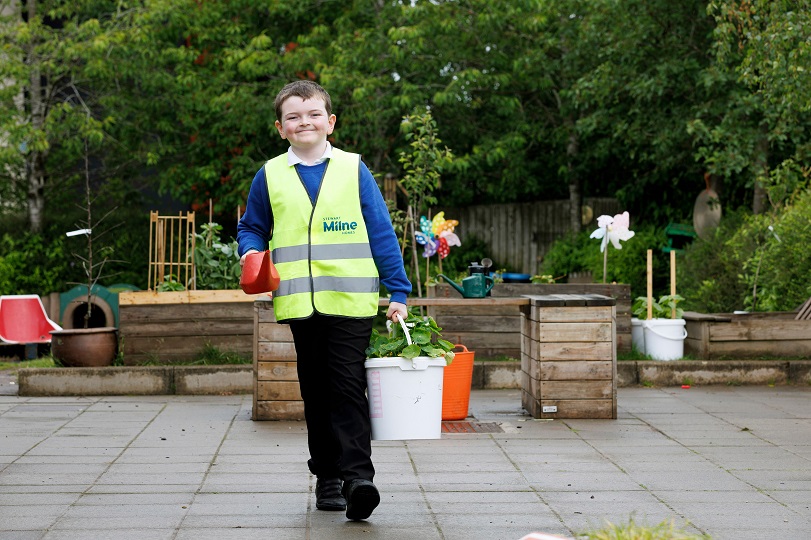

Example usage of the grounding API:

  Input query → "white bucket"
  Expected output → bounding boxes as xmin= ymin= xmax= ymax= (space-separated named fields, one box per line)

xmin=642 ymin=318 xmax=687 ymax=361
xmin=365 ymin=356 xmax=446 ymax=440
xmin=631 ymin=317 xmax=645 ymax=354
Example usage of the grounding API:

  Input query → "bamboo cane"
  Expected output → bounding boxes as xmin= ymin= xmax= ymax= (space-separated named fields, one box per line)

xmin=670 ymin=250 xmax=677 ymax=318
xmin=647 ymin=249 xmax=653 ymax=320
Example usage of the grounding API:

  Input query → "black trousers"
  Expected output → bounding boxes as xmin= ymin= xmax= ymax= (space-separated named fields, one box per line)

xmin=289 ymin=313 xmax=375 ymax=483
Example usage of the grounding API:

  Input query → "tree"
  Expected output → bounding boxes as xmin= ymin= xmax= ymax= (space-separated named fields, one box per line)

xmin=689 ymin=0 xmax=811 ymax=214
xmin=0 ymin=0 xmax=113 ymax=232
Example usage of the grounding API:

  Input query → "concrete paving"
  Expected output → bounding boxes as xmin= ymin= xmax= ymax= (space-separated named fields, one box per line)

xmin=1 ymin=386 xmax=810 ymax=539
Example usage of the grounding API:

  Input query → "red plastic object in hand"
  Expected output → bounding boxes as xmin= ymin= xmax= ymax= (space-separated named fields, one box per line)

xmin=240 ymin=251 xmax=280 ymax=294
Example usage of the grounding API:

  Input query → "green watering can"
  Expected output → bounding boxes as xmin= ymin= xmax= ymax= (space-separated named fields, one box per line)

xmin=438 ymin=262 xmax=494 ymax=298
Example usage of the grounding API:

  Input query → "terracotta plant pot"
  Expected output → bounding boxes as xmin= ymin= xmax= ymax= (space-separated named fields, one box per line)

xmin=50 ymin=327 xmax=118 ymax=367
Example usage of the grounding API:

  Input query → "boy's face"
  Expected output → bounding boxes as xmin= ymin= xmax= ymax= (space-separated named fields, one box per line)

xmin=275 ymin=96 xmax=336 ymax=152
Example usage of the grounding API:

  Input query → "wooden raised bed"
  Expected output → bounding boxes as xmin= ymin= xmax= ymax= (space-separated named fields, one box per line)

xmin=684 ymin=311 xmax=811 ymax=359
xmin=427 ymin=282 xmax=631 ymax=358
xmin=521 ymin=294 xmax=617 ymax=419
xmin=118 ymin=290 xmax=266 ymax=365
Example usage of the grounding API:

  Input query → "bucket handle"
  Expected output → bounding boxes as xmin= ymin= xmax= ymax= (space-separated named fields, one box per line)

xmin=646 ymin=323 xmax=688 ymax=341
xmin=395 ymin=313 xmax=413 ymax=346
xmin=454 ymin=344 xmax=470 ymax=352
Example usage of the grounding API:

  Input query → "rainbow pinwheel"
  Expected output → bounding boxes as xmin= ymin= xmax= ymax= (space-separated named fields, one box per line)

xmin=414 ymin=211 xmax=461 ymax=259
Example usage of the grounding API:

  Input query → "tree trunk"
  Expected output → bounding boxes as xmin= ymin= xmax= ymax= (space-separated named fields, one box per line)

xmin=566 ymin=117 xmax=582 ymax=234
xmin=752 ymin=130 xmax=768 ymax=215
xmin=25 ymin=0 xmax=47 ymax=234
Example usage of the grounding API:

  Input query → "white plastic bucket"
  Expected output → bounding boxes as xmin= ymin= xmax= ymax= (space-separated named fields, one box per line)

xmin=642 ymin=318 xmax=687 ymax=361
xmin=631 ymin=317 xmax=645 ymax=354
xmin=364 ymin=356 xmax=445 ymax=440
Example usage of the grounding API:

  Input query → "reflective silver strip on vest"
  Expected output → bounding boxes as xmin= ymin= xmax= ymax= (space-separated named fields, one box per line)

xmin=272 ymin=243 xmax=373 ymax=264
xmin=272 ymin=245 xmax=308 ymax=264
xmin=275 ymin=276 xmax=379 ymax=296
xmin=275 ymin=277 xmax=312 ymax=297
xmin=314 ymin=276 xmax=379 ymax=293
xmin=312 ymin=243 xmax=373 ymax=260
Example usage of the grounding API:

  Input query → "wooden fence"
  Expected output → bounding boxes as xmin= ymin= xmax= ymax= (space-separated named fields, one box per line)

xmin=444 ymin=197 xmax=620 ymax=276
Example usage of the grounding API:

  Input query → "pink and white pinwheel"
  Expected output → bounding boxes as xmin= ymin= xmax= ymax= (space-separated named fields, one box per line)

xmin=590 ymin=211 xmax=635 ymax=252
xmin=590 ymin=211 xmax=635 ymax=283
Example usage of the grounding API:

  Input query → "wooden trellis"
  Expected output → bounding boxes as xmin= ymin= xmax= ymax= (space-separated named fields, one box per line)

xmin=148 ymin=211 xmax=196 ymax=291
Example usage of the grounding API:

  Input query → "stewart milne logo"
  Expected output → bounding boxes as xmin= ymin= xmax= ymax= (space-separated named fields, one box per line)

xmin=322 ymin=216 xmax=358 ymax=235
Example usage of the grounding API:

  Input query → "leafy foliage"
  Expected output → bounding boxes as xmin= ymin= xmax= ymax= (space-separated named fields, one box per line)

xmin=633 ymin=295 xmax=685 ymax=320
xmin=366 ymin=313 xmax=455 ymax=364
xmin=678 ymin=192 xmax=811 ymax=313
xmin=540 ymin=225 xmax=670 ymax=300
xmin=193 ymin=222 xmax=241 ymax=290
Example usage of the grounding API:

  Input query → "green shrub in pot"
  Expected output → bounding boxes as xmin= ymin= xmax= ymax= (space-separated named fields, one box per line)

xmin=366 ymin=313 xmax=455 ymax=364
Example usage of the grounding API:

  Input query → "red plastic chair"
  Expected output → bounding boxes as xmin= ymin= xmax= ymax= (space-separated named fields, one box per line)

xmin=0 ymin=295 xmax=62 ymax=344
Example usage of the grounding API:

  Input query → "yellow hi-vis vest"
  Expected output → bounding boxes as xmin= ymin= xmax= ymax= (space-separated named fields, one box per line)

xmin=264 ymin=149 xmax=380 ymax=322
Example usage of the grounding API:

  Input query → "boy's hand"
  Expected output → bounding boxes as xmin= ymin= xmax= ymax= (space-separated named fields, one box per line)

xmin=386 ymin=302 xmax=408 ymax=322
xmin=239 ymin=249 xmax=259 ymax=267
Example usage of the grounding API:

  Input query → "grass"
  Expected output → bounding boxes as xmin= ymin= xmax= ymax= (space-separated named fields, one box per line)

xmin=0 ymin=357 xmax=56 ymax=371
xmin=0 ymin=343 xmax=250 ymax=369
xmin=580 ymin=518 xmax=709 ymax=539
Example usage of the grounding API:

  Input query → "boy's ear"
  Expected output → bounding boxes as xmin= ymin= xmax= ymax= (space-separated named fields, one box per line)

xmin=327 ymin=114 xmax=336 ymax=133
xmin=274 ymin=120 xmax=286 ymax=139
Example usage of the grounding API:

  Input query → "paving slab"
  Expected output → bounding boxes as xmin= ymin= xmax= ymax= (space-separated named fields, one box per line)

xmin=1 ymin=386 xmax=810 ymax=539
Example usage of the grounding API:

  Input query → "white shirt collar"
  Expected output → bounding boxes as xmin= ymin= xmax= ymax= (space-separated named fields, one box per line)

xmin=286 ymin=142 xmax=332 ymax=166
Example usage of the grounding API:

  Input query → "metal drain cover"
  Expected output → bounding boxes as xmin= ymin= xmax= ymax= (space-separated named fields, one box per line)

xmin=441 ymin=421 xmax=503 ymax=433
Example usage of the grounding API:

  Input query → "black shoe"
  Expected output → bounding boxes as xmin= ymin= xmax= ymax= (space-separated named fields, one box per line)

xmin=343 ymin=479 xmax=380 ymax=521
xmin=315 ymin=478 xmax=346 ymax=511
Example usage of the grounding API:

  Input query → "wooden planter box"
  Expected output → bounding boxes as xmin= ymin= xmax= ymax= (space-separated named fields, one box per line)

xmin=427 ymin=282 xmax=631 ymax=358
xmin=521 ymin=294 xmax=617 ymax=419
xmin=684 ymin=311 xmax=811 ymax=359
xmin=118 ymin=290 xmax=264 ymax=365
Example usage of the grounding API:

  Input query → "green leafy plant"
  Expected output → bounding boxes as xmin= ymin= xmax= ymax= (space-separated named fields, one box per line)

xmin=366 ymin=313 xmax=455 ymax=364
xmin=580 ymin=517 xmax=708 ymax=539
xmin=156 ymin=274 xmax=186 ymax=292
xmin=531 ymin=274 xmax=556 ymax=284
xmin=193 ymin=222 xmax=241 ymax=290
xmin=633 ymin=294 xmax=685 ymax=319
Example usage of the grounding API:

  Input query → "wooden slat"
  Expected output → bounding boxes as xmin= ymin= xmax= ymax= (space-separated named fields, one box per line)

xmin=257 ymin=381 xmax=302 ymax=401
xmin=540 ymin=361 xmax=613 ymax=381
xmin=120 ymin=302 xmax=254 ymax=321
xmin=256 ymin=342 xmax=298 ymax=361
xmin=539 ymin=399 xmax=615 ymax=419
xmin=538 ymin=341 xmax=613 ymax=361
xmin=540 ymin=380 xmax=613 ymax=399
xmin=538 ymin=322 xmax=612 ymax=342
xmin=796 ymin=298 xmax=811 ymax=320
xmin=257 ymin=323 xmax=294 ymax=342
xmin=709 ymin=320 xmax=811 ymax=341
xmin=702 ymin=340 xmax=811 ymax=359
xmin=120 ymin=320 xmax=251 ymax=337
xmin=257 ymin=361 xmax=299 ymax=381
xmin=120 ymin=290 xmax=265 ymax=305
xmin=253 ymin=401 xmax=305 ymax=421
xmin=431 ymin=315 xmax=517 ymax=333
xmin=535 ymin=306 xmax=613 ymax=323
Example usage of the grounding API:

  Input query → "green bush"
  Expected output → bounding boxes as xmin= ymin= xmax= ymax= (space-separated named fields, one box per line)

xmin=739 ymin=189 xmax=811 ymax=311
xmin=679 ymin=191 xmax=811 ymax=313
xmin=678 ymin=209 xmax=751 ymax=313
xmin=541 ymin=225 xmax=669 ymax=300
xmin=193 ymin=222 xmax=241 ymax=290
xmin=0 ymin=231 xmax=72 ymax=296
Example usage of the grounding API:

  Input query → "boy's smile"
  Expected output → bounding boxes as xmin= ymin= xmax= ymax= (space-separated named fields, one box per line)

xmin=275 ymin=96 xmax=336 ymax=159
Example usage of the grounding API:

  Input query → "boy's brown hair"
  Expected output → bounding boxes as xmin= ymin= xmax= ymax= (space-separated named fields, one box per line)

xmin=274 ymin=80 xmax=332 ymax=120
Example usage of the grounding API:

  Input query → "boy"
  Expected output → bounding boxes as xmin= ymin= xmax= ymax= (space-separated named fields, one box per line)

xmin=237 ymin=80 xmax=410 ymax=521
